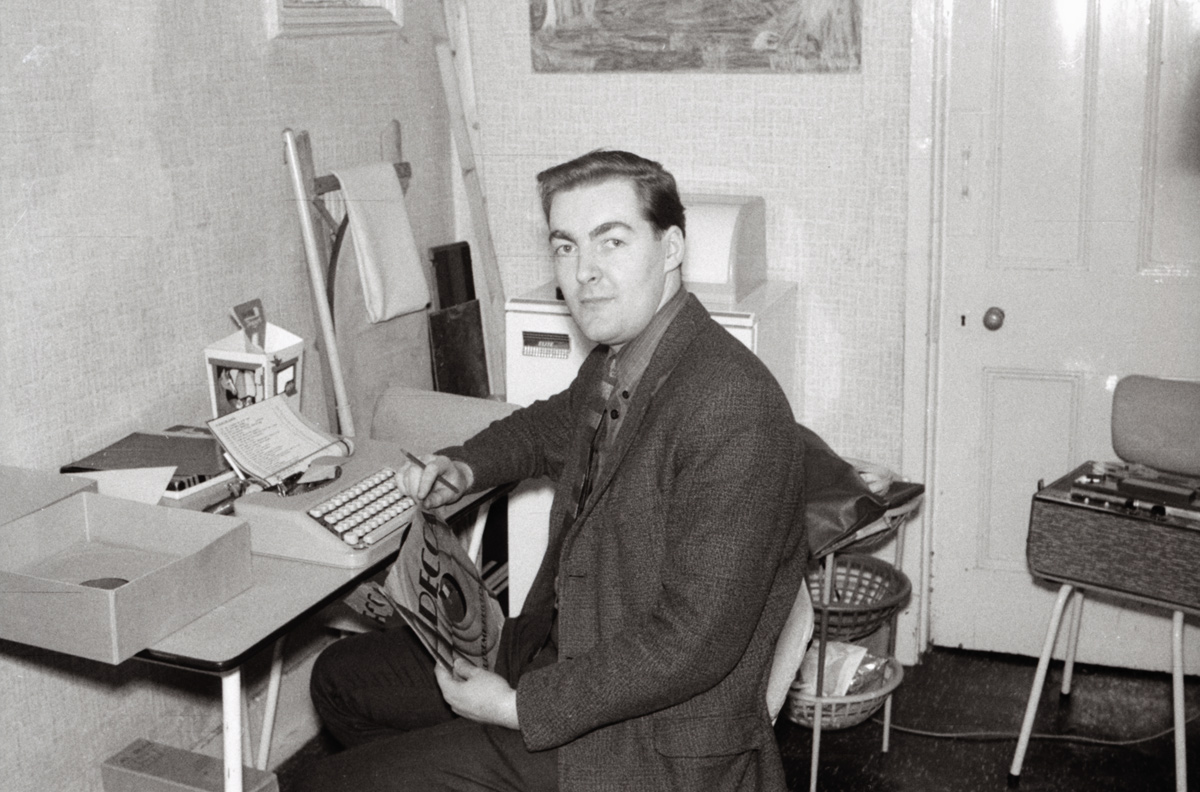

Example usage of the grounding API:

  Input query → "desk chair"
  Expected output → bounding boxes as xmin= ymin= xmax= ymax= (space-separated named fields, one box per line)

xmin=1010 ymin=375 xmax=1200 ymax=791
xmin=769 ymin=584 xmax=816 ymax=723
xmin=769 ymin=429 xmax=921 ymax=792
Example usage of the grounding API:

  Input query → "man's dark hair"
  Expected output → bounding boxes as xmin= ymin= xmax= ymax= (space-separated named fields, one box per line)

xmin=536 ymin=150 xmax=686 ymax=237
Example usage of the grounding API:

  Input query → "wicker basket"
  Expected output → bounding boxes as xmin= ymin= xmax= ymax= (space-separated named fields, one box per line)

xmin=807 ymin=554 xmax=911 ymax=641
xmin=784 ymin=656 xmax=904 ymax=730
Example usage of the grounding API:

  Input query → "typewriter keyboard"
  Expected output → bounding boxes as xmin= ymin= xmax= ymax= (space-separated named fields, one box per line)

xmin=306 ymin=468 xmax=415 ymax=549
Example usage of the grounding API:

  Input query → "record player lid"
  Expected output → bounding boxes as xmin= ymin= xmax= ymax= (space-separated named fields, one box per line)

xmin=1112 ymin=375 xmax=1200 ymax=477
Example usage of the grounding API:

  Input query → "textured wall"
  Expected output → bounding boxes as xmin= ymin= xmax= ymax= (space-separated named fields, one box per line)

xmin=1 ymin=0 xmax=916 ymax=785
xmin=461 ymin=0 xmax=912 ymax=464
xmin=1 ymin=1 xmax=452 ymax=788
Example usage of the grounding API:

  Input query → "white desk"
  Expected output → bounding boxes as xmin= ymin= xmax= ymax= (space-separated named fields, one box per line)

xmin=142 ymin=554 xmax=371 ymax=790
xmin=138 ymin=487 xmax=506 ymax=792
xmin=135 ymin=388 xmax=522 ymax=790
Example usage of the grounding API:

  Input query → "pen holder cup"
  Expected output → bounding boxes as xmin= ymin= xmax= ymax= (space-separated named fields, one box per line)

xmin=204 ymin=324 xmax=304 ymax=418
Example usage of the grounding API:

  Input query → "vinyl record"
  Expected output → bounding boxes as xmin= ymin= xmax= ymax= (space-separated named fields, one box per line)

xmin=383 ymin=509 xmax=504 ymax=671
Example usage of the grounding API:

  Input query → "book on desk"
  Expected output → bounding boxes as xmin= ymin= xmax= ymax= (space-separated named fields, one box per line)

xmin=60 ymin=428 xmax=238 ymax=511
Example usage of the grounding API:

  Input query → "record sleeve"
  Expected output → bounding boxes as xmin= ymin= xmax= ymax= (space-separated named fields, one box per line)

xmin=382 ymin=509 xmax=504 ymax=671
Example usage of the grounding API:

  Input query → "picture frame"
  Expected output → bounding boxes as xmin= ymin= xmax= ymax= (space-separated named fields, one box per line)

xmin=530 ymin=0 xmax=861 ymax=74
xmin=266 ymin=0 xmax=403 ymax=39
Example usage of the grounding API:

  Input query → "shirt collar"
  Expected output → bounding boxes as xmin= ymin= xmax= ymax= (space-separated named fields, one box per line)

xmin=610 ymin=285 xmax=688 ymax=397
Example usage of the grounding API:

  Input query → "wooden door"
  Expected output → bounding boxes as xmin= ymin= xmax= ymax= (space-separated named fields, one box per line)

xmin=930 ymin=0 xmax=1200 ymax=670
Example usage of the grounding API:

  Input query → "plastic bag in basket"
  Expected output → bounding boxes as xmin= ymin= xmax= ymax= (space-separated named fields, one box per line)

xmin=797 ymin=640 xmax=866 ymax=697
xmin=846 ymin=653 xmax=890 ymax=695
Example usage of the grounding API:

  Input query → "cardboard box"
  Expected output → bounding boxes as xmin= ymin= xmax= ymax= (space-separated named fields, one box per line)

xmin=102 ymin=739 xmax=278 ymax=792
xmin=0 ymin=492 xmax=252 ymax=664
xmin=0 ymin=465 xmax=97 ymax=526
xmin=205 ymin=323 xmax=304 ymax=418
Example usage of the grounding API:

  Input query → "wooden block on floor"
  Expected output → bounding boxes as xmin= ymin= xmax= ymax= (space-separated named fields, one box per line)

xmin=102 ymin=739 xmax=278 ymax=792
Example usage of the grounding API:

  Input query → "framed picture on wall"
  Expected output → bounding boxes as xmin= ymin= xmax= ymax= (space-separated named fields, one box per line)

xmin=267 ymin=0 xmax=403 ymax=38
xmin=530 ymin=0 xmax=861 ymax=73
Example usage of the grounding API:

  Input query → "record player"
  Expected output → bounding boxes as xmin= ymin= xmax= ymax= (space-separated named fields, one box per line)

xmin=1028 ymin=462 xmax=1200 ymax=611
xmin=1027 ymin=375 xmax=1200 ymax=611
xmin=1014 ymin=376 xmax=1199 ymax=789
xmin=1059 ymin=460 xmax=1200 ymax=526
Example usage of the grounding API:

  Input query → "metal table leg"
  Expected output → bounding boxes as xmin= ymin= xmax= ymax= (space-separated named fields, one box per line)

xmin=1172 ymin=611 xmax=1187 ymax=792
xmin=1060 ymin=589 xmax=1084 ymax=696
xmin=221 ymin=667 xmax=244 ymax=792
xmin=1009 ymin=583 xmax=1073 ymax=786
xmin=257 ymin=638 xmax=286 ymax=770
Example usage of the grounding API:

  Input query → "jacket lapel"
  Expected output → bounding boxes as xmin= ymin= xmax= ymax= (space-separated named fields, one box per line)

xmin=572 ymin=294 xmax=706 ymax=526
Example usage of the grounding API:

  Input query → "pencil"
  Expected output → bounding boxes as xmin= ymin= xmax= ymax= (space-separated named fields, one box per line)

xmin=403 ymin=450 xmax=462 ymax=495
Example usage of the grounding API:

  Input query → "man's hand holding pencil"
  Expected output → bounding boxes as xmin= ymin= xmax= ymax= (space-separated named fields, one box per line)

xmin=397 ymin=452 xmax=473 ymax=509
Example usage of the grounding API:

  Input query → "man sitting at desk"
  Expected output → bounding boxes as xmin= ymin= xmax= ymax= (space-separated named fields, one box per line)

xmin=300 ymin=150 xmax=807 ymax=792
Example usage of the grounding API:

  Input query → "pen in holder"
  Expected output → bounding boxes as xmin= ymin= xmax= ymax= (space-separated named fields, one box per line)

xmin=205 ymin=323 xmax=304 ymax=418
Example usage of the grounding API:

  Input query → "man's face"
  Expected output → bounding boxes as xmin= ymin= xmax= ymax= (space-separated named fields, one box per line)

xmin=548 ymin=179 xmax=683 ymax=348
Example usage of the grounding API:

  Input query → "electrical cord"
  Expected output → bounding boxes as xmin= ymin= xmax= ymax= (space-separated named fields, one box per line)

xmin=872 ymin=710 xmax=1200 ymax=747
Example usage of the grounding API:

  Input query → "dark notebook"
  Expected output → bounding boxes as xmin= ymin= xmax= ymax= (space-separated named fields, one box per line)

xmin=61 ymin=431 xmax=230 ymax=492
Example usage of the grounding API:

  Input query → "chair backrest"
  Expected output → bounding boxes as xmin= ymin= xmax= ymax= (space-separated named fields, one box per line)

xmin=1112 ymin=375 xmax=1200 ymax=476
xmin=766 ymin=582 xmax=814 ymax=722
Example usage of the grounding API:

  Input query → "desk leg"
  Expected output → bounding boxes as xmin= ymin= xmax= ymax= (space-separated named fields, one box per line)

xmin=257 ymin=637 xmax=286 ymax=770
xmin=241 ymin=690 xmax=253 ymax=762
xmin=1173 ymin=611 xmax=1186 ymax=792
xmin=222 ymin=668 xmax=244 ymax=792
xmin=1009 ymin=583 xmax=1073 ymax=786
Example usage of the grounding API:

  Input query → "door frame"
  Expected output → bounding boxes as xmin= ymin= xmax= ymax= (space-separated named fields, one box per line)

xmin=897 ymin=0 xmax=946 ymax=664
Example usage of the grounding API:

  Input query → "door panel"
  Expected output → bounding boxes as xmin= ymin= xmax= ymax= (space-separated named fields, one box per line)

xmin=1147 ymin=1 xmax=1200 ymax=270
xmin=994 ymin=0 xmax=1089 ymax=265
xmin=930 ymin=0 xmax=1200 ymax=671
xmin=979 ymin=371 xmax=1080 ymax=569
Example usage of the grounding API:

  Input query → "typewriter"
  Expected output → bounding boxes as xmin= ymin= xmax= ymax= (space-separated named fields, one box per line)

xmin=234 ymin=438 xmax=417 ymax=568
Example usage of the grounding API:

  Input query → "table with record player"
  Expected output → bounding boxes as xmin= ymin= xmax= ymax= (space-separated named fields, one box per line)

xmin=1010 ymin=461 xmax=1200 ymax=791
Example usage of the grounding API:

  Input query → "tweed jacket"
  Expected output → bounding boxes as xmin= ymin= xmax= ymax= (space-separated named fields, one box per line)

xmin=448 ymin=294 xmax=807 ymax=792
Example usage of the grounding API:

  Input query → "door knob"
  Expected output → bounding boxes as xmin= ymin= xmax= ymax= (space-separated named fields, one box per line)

xmin=983 ymin=307 xmax=1005 ymax=331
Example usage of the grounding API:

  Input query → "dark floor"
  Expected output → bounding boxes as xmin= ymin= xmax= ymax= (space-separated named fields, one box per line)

xmin=276 ymin=647 xmax=1200 ymax=791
